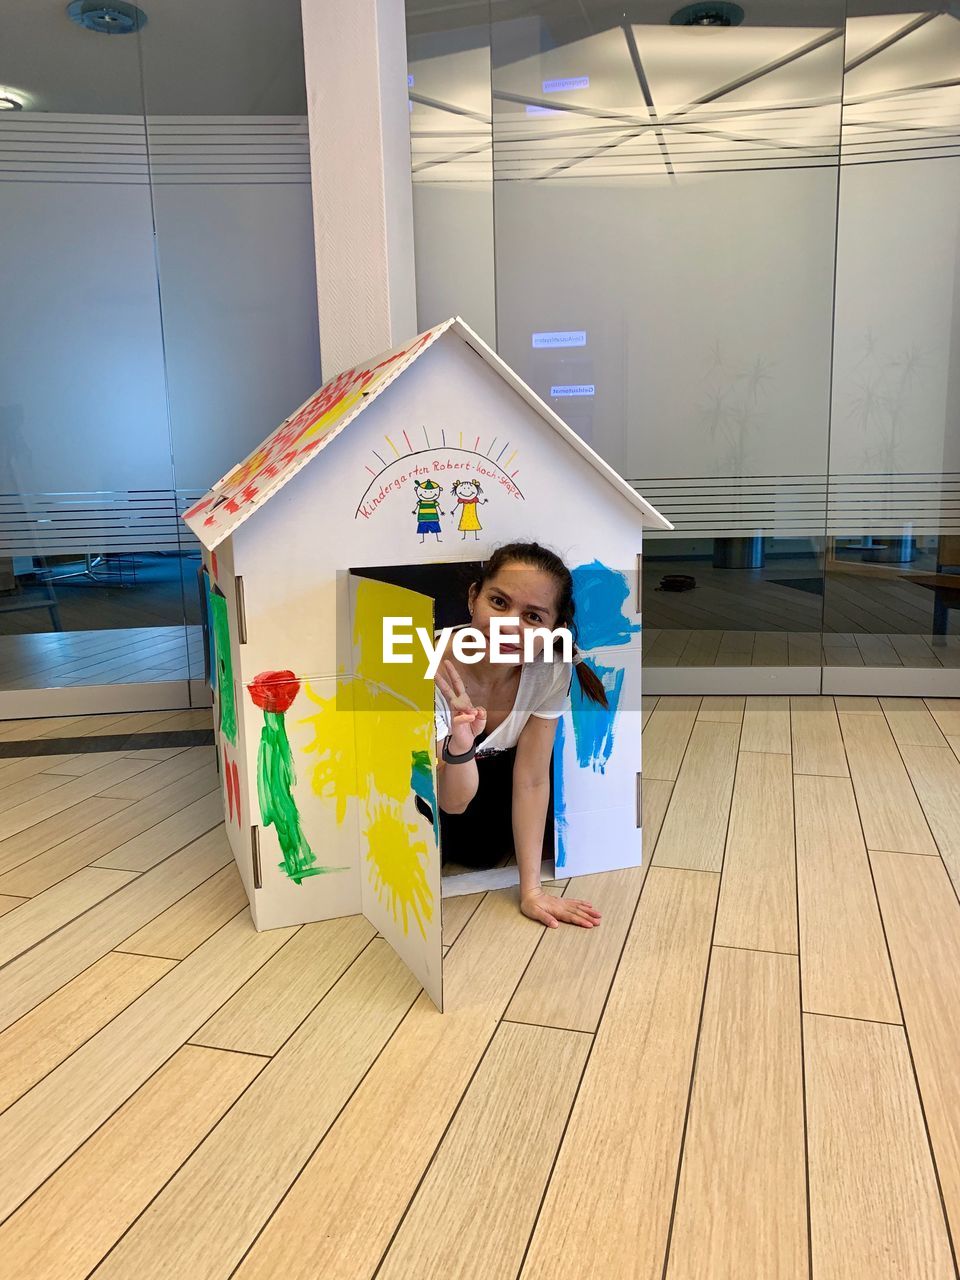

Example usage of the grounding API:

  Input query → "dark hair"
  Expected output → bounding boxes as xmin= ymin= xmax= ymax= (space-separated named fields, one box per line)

xmin=470 ymin=541 xmax=608 ymax=708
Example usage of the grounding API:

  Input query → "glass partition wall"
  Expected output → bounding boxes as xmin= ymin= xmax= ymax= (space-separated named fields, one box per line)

xmin=0 ymin=0 xmax=320 ymax=715
xmin=408 ymin=0 xmax=960 ymax=696
xmin=823 ymin=0 xmax=960 ymax=694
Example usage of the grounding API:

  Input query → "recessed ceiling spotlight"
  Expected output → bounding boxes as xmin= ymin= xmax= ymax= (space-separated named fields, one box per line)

xmin=66 ymin=1 xmax=147 ymax=34
xmin=670 ymin=2 xmax=744 ymax=25
xmin=0 ymin=93 xmax=24 ymax=111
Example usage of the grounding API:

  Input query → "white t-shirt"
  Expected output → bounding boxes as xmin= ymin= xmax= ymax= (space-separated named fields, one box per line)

xmin=434 ymin=628 xmax=572 ymax=756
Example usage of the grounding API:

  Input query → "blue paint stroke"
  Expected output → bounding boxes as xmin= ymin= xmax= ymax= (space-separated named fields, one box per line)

xmin=570 ymin=657 xmax=625 ymax=774
xmin=571 ymin=561 xmax=641 ymax=650
xmin=553 ymin=716 xmax=568 ymax=870
xmin=554 ymin=658 xmax=625 ymax=869
xmin=411 ymin=749 xmax=440 ymax=846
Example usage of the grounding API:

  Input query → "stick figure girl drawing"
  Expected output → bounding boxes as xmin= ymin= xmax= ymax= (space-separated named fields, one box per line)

xmin=412 ymin=479 xmax=443 ymax=543
xmin=449 ymin=478 xmax=488 ymax=541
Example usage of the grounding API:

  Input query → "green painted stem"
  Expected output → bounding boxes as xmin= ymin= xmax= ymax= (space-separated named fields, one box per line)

xmin=258 ymin=710 xmax=342 ymax=883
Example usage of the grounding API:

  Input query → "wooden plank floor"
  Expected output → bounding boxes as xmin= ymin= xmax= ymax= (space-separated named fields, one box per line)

xmin=0 ymin=698 xmax=958 ymax=1278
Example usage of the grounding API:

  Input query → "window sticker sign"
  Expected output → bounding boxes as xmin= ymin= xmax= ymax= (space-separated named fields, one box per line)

xmin=551 ymin=384 xmax=595 ymax=397
xmin=532 ymin=331 xmax=587 ymax=349
xmin=542 ymin=76 xmax=590 ymax=93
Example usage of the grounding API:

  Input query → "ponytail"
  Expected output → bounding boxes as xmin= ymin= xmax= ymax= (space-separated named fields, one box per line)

xmin=572 ymin=647 xmax=609 ymax=709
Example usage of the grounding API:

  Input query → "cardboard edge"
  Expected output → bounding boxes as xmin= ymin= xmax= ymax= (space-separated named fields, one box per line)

xmin=450 ymin=316 xmax=675 ymax=532
xmin=184 ymin=320 xmax=457 ymax=550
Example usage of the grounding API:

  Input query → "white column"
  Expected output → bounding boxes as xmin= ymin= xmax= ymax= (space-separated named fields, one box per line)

xmin=300 ymin=0 xmax=418 ymax=375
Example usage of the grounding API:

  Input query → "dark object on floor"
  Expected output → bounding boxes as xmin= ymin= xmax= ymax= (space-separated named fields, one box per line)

xmin=768 ymin=577 xmax=825 ymax=597
xmin=657 ymin=574 xmax=696 ymax=592
xmin=0 ymin=728 xmax=214 ymax=758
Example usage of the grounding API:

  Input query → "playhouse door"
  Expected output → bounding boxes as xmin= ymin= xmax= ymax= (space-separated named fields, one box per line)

xmin=348 ymin=572 xmax=443 ymax=1011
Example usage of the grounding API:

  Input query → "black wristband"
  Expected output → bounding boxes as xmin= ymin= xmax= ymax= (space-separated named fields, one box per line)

xmin=442 ymin=736 xmax=477 ymax=764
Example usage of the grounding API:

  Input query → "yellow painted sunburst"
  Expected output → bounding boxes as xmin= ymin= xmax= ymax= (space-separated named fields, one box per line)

xmin=364 ymin=803 xmax=433 ymax=939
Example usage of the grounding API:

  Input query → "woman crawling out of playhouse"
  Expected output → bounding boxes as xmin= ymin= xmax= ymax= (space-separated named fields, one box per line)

xmin=434 ymin=541 xmax=605 ymax=931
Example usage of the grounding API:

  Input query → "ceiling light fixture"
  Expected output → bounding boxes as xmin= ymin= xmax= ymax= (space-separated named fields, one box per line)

xmin=66 ymin=1 xmax=147 ymax=34
xmin=670 ymin=2 xmax=744 ymax=25
xmin=0 ymin=93 xmax=24 ymax=111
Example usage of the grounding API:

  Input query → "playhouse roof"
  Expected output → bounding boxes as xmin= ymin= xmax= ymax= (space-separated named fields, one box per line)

xmin=182 ymin=317 xmax=673 ymax=550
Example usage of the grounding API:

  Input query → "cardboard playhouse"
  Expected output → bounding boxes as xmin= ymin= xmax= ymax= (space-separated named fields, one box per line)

xmin=183 ymin=317 xmax=671 ymax=1010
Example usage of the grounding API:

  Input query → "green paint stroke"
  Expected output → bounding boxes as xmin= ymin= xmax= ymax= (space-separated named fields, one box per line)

xmin=209 ymin=587 xmax=237 ymax=746
xmin=258 ymin=709 xmax=345 ymax=883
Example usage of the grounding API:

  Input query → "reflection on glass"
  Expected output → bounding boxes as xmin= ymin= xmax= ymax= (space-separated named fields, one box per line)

xmin=643 ymin=535 xmax=825 ymax=668
xmin=0 ymin=10 xmax=180 ymax=691
xmin=141 ymin=1 xmax=322 ymax=685
xmin=0 ymin=0 xmax=320 ymax=696
xmin=484 ymin=2 xmax=844 ymax=668
xmin=825 ymin=3 xmax=960 ymax=675
xmin=407 ymin=1 xmax=959 ymax=685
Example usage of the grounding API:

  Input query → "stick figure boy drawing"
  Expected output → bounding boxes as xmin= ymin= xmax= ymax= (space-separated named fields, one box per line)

xmin=412 ymin=479 xmax=443 ymax=543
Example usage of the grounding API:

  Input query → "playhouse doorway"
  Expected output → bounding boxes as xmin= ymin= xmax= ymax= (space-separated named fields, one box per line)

xmin=349 ymin=560 xmax=558 ymax=895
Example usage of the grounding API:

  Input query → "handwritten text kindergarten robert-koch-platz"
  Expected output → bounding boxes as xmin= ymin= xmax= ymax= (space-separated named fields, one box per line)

xmin=357 ymin=457 xmax=522 ymax=520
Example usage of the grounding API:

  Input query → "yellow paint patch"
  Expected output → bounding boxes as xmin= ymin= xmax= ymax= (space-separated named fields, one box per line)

xmin=353 ymin=578 xmax=437 ymax=937
xmin=364 ymin=804 xmax=433 ymax=939
xmin=355 ymin=702 xmax=429 ymax=803
xmin=301 ymin=577 xmax=440 ymax=939
xmin=301 ymin=386 xmax=366 ymax=440
xmin=301 ymin=682 xmax=431 ymax=827
xmin=225 ymin=446 xmax=270 ymax=488
xmin=300 ymin=681 xmax=359 ymax=824
xmin=352 ymin=577 xmax=434 ymax=713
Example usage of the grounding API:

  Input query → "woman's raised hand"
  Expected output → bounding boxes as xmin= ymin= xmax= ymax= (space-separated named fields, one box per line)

xmin=436 ymin=659 xmax=487 ymax=750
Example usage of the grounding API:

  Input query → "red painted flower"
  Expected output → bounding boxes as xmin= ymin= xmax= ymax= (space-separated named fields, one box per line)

xmin=248 ymin=670 xmax=300 ymax=714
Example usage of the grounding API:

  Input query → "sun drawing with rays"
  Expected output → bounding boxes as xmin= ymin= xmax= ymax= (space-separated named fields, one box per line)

xmin=364 ymin=801 xmax=434 ymax=940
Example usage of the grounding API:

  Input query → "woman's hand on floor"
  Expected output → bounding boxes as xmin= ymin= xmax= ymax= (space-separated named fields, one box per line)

xmin=520 ymin=889 xmax=602 ymax=929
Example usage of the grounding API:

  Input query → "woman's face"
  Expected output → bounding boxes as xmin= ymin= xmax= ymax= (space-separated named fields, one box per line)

xmin=468 ymin=562 xmax=562 ymax=661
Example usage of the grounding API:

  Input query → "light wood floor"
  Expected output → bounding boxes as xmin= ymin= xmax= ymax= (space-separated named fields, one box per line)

xmin=1 ymin=698 xmax=959 ymax=1278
